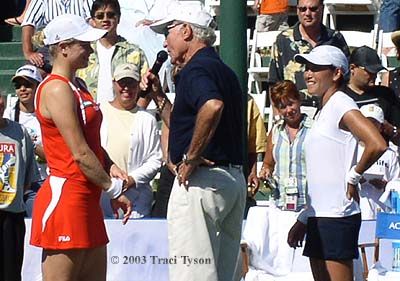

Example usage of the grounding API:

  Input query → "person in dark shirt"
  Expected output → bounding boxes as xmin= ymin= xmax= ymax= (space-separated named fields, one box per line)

xmin=268 ymin=0 xmax=349 ymax=104
xmin=343 ymin=45 xmax=400 ymax=144
xmin=141 ymin=3 xmax=246 ymax=281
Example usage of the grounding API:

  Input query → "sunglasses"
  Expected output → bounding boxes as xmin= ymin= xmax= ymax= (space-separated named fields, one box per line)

xmin=14 ymin=80 xmax=35 ymax=90
xmin=297 ymin=6 xmax=320 ymax=12
xmin=163 ymin=22 xmax=184 ymax=37
xmin=94 ymin=11 xmax=117 ymax=20
xmin=115 ymin=78 xmax=138 ymax=88
xmin=356 ymin=65 xmax=377 ymax=75
xmin=305 ymin=64 xmax=335 ymax=72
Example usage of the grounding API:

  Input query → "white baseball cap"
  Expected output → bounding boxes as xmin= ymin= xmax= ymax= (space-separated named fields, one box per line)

xmin=113 ymin=63 xmax=140 ymax=82
xmin=150 ymin=3 xmax=214 ymax=34
xmin=43 ymin=14 xmax=107 ymax=45
xmin=360 ymin=104 xmax=384 ymax=124
xmin=294 ymin=45 xmax=349 ymax=74
xmin=11 ymin=64 xmax=42 ymax=83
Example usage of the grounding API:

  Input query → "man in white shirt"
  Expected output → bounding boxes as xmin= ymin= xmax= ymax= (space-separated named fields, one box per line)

xmin=77 ymin=0 xmax=148 ymax=105
xmin=358 ymin=104 xmax=400 ymax=219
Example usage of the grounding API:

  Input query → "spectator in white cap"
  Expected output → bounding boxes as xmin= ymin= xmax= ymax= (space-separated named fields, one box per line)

xmin=4 ymin=64 xmax=46 ymax=217
xmin=100 ymin=63 xmax=162 ymax=219
xmin=29 ymin=14 xmax=132 ymax=281
xmin=0 ymin=93 xmax=39 ymax=281
xmin=142 ymin=3 xmax=246 ymax=281
xmin=358 ymin=104 xmax=399 ymax=220
xmin=287 ymin=45 xmax=387 ymax=281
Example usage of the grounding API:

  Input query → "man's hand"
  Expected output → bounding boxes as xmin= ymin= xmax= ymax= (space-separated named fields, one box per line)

xmin=287 ymin=220 xmax=307 ymax=249
xmin=25 ymin=51 xmax=44 ymax=67
xmin=177 ymin=157 xmax=214 ymax=189
xmin=110 ymin=194 xmax=132 ymax=225
xmin=258 ymin=166 xmax=271 ymax=180
xmin=166 ymin=161 xmax=177 ymax=175
xmin=247 ymin=172 xmax=259 ymax=197
xmin=139 ymin=70 xmax=163 ymax=99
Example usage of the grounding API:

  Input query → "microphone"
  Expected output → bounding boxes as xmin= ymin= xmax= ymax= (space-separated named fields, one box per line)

xmin=140 ymin=50 xmax=168 ymax=97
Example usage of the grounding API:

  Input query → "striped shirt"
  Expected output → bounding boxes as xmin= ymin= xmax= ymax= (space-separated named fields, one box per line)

xmin=271 ymin=113 xmax=312 ymax=210
xmin=22 ymin=0 xmax=93 ymax=29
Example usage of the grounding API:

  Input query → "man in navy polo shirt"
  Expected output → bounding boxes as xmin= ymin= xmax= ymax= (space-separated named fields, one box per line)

xmin=141 ymin=3 xmax=246 ymax=281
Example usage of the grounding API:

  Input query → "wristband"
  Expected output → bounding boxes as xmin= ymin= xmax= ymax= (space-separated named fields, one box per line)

xmin=346 ymin=166 xmax=362 ymax=185
xmin=105 ymin=178 xmax=123 ymax=199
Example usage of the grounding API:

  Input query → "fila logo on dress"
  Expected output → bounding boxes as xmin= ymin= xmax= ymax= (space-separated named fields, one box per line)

xmin=58 ymin=235 xmax=71 ymax=242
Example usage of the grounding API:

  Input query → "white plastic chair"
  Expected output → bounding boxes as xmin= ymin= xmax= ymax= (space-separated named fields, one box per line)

xmin=340 ymin=29 xmax=376 ymax=49
xmin=249 ymin=91 xmax=276 ymax=133
xmin=377 ymin=30 xmax=398 ymax=70
xmin=247 ymin=30 xmax=280 ymax=95
xmin=213 ymin=30 xmax=220 ymax=47
xmin=6 ymin=94 xmax=18 ymax=110
xmin=322 ymin=0 xmax=380 ymax=29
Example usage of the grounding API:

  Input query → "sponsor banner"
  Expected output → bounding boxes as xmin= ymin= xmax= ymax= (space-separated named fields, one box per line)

xmin=376 ymin=212 xmax=400 ymax=239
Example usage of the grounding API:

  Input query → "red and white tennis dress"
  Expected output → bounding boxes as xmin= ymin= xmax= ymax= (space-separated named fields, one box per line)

xmin=30 ymin=74 xmax=108 ymax=249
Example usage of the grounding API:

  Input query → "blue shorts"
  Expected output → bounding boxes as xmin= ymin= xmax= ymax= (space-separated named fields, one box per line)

xmin=303 ymin=213 xmax=361 ymax=260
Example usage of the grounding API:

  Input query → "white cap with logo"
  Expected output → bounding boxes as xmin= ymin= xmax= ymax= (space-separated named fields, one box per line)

xmin=43 ymin=14 xmax=107 ymax=45
xmin=360 ymin=104 xmax=384 ymax=124
xmin=294 ymin=45 xmax=349 ymax=74
xmin=12 ymin=64 xmax=42 ymax=83
xmin=150 ymin=3 xmax=214 ymax=34
xmin=113 ymin=63 xmax=140 ymax=82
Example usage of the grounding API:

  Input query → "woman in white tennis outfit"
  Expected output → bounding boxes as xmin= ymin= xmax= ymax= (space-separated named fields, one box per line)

xmin=287 ymin=45 xmax=387 ymax=281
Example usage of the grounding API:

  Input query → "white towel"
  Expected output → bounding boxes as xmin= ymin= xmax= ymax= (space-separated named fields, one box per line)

xmin=379 ymin=178 xmax=400 ymax=210
xmin=243 ymin=206 xmax=298 ymax=276
xmin=368 ymin=261 xmax=388 ymax=281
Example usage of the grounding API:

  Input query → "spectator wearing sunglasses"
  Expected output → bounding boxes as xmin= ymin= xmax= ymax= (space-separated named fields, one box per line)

xmin=77 ymin=0 xmax=149 ymax=106
xmin=268 ymin=0 xmax=350 ymax=106
xmin=343 ymin=46 xmax=400 ymax=146
xmin=3 ymin=64 xmax=46 ymax=217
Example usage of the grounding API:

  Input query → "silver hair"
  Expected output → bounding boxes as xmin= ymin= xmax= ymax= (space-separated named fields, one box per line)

xmin=190 ymin=21 xmax=217 ymax=46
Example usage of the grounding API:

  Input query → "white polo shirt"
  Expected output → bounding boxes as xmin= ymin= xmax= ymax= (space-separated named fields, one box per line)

xmin=298 ymin=91 xmax=361 ymax=224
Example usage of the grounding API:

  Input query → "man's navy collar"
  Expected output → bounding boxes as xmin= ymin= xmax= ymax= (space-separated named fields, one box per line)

xmin=175 ymin=47 xmax=217 ymax=83
xmin=190 ymin=46 xmax=218 ymax=62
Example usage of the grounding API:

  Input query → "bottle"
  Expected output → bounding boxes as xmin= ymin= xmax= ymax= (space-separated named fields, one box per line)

xmin=392 ymin=241 xmax=400 ymax=272
xmin=391 ymin=190 xmax=399 ymax=214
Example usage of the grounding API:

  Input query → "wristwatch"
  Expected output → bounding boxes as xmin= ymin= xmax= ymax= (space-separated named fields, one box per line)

xmin=182 ymin=153 xmax=197 ymax=165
